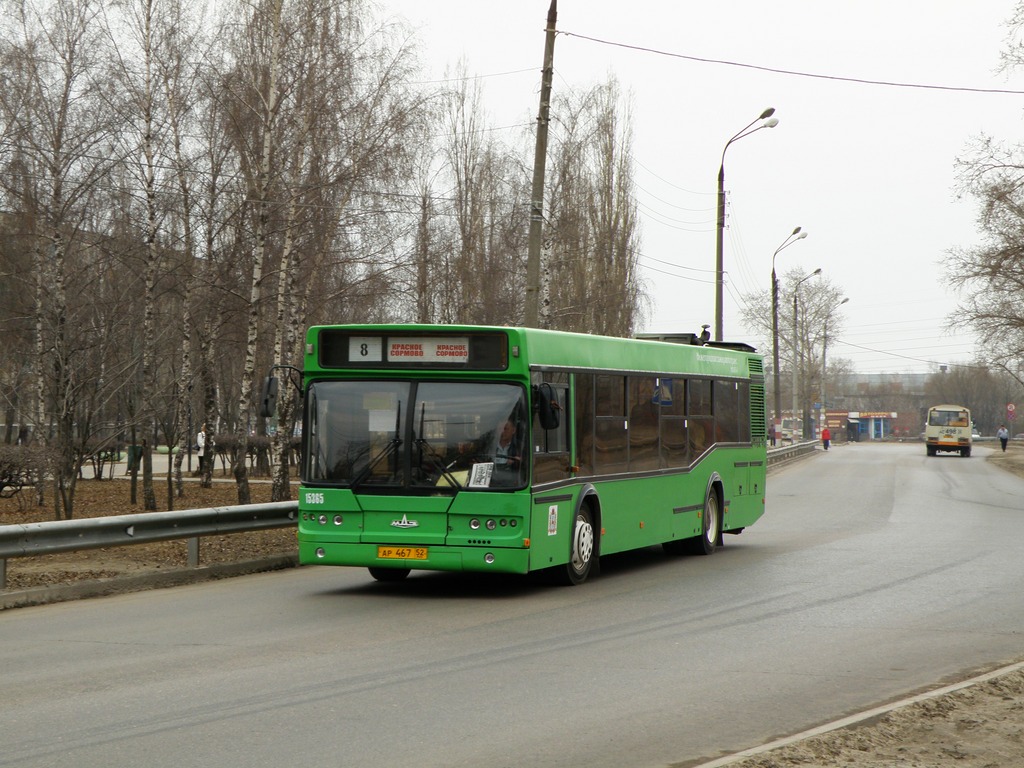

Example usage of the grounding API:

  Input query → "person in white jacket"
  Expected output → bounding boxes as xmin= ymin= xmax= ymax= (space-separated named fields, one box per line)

xmin=197 ymin=424 xmax=209 ymax=473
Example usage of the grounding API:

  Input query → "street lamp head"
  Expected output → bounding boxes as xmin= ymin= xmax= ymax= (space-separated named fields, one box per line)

xmin=794 ymin=268 xmax=821 ymax=294
xmin=839 ymin=297 xmax=850 ymax=306
xmin=716 ymin=106 xmax=781 ymax=342
xmin=773 ymin=226 xmax=808 ymax=268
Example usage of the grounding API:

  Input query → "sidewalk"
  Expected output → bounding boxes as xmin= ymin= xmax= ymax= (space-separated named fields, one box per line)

xmin=82 ymin=449 xmax=274 ymax=483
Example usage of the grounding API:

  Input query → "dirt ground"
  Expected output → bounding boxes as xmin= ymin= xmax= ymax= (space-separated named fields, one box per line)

xmin=4 ymin=445 xmax=1024 ymax=767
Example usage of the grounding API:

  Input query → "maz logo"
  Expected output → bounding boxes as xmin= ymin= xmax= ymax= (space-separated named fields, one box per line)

xmin=390 ymin=515 xmax=419 ymax=529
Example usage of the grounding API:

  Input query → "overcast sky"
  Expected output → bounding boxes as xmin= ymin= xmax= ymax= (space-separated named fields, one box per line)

xmin=382 ymin=1 xmax=1024 ymax=375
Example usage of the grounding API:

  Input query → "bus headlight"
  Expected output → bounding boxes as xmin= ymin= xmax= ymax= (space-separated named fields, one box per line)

xmin=469 ymin=518 xmax=481 ymax=530
xmin=484 ymin=553 xmax=495 ymax=564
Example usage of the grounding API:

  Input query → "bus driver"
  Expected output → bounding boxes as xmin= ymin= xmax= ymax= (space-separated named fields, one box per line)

xmin=491 ymin=421 xmax=520 ymax=468
xmin=491 ymin=418 xmax=522 ymax=483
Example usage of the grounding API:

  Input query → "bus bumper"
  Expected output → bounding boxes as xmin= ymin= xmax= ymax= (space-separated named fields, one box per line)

xmin=298 ymin=540 xmax=532 ymax=575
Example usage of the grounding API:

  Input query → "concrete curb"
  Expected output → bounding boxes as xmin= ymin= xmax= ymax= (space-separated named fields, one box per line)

xmin=1 ymin=555 xmax=298 ymax=611
xmin=692 ymin=658 xmax=1024 ymax=767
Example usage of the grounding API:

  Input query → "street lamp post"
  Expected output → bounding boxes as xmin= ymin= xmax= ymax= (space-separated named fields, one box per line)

xmin=822 ymin=297 xmax=850 ymax=436
xmin=772 ymin=227 xmax=807 ymax=436
xmin=791 ymin=268 xmax=821 ymax=440
xmin=715 ymin=107 xmax=779 ymax=341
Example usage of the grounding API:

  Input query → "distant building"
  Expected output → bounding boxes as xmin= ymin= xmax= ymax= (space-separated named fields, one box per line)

xmin=820 ymin=373 xmax=930 ymax=441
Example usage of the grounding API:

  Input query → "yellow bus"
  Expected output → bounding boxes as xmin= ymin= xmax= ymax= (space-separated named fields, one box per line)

xmin=924 ymin=404 xmax=972 ymax=457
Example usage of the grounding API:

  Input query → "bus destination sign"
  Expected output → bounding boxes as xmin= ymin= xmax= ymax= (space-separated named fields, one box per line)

xmin=317 ymin=329 xmax=508 ymax=370
xmin=385 ymin=337 xmax=469 ymax=363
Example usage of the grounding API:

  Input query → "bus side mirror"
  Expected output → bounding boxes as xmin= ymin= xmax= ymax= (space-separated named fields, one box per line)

xmin=259 ymin=376 xmax=279 ymax=419
xmin=534 ymin=383 xmax=561 ymax=430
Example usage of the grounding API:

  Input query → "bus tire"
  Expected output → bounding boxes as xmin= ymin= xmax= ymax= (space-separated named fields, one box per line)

xmin=369 ymin=567 xmax=410 ymax=582
xmin=558 ymin=504 xmax=596 ymax=585
xmin=689 ymin=487 xmax=720 ymax=556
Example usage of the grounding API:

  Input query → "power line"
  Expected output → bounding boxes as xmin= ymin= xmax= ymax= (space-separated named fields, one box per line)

xmin=408 ymin=67 xmax=538 ymax=86
xmin=560 ymin=30 xmax=1024 ymax=95
xmin=830 ymin=337 xmax=983 ymax=369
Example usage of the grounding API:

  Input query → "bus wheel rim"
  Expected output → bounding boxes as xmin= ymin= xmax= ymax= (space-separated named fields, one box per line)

xmin=705 ymin=496 xmax=719 ymax=544
xmin=572 ymin=517 xmax=594 ymax=571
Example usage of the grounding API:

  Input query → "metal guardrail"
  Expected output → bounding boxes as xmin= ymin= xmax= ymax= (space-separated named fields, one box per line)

xmin=0 ymin=501 xmax=299 ymax=590
xmin=766 ymin=440 xmax=819 ymax=466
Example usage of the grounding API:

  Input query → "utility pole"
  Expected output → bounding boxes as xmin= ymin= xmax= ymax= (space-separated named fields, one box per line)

xmin=524 ymin=0 xmax=557 ymax=328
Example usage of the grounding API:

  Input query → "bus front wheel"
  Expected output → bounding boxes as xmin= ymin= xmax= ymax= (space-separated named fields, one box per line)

xmin=558 ymin=505 xmax=596 ymax=585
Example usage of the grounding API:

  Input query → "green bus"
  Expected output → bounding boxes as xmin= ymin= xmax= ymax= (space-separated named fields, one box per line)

xmin=264 ymin=324 xmax=767 ymax=585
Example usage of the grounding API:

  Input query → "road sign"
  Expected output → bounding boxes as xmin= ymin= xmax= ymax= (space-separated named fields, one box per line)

xmin=1009 ymin=403 xmax=1017 ymax=421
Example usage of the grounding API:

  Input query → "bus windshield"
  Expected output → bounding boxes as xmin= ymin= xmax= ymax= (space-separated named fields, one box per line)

xmin=305 ymin=380 xmax=527 ymax=490
xmin=928 ymin=409 xmax=970 ymax=427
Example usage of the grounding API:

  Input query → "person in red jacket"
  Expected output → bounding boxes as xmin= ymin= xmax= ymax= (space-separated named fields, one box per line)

xmin=821 ymin=426 xmax=831 ymax=451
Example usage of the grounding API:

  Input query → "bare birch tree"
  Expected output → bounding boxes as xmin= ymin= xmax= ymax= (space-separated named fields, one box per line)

xmin=545 ymin=78 xmax=644 ymax=335
xmin=940 ymin=6 xmax=1024 ymax=376
xmin=434 ymin=63 xmax=528 ymax=324
xmin=104 ymin=0 xmax=168 ymax=510
xmin=105 ymin=0 xmax=226 ymax=506
xmin=0 ymin=0 xmax=121 ymax=518
xmin=948 ymin=133 xmax=1024 ymax=372
xmin=262 ymin=3 xmax=426 ymax=499
xmin=215 ymin=0 xmax=293 ymax=504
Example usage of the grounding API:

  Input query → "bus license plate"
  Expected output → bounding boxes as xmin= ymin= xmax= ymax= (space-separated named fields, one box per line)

xmin=377 ymin=546 xmax=428 ymax=560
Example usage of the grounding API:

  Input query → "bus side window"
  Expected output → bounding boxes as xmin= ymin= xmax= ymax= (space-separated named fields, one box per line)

xmin=629 ymin=377 xmax=660 ymax=472
xmin=714 ymin=380 xmax=740 ymax=443
xmin=595 ymin=374 xmax=628 ymax=474
xmin=688 ymin=379 xmax=713 ymax=455
xmin=659 ymin=378 xmax=688 ymax=468
xmin=574 ymin=373 xmax=595 ymax=476
xmin=532 ymin=372 xmax=570 ymax=485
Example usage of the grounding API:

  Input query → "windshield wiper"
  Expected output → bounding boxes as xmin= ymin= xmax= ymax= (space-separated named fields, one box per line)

xmin=415 ymin=401 xmax=462 ymax=488
xmin=350 ymin=402 xmax=402 ymax=490
xmin=415 ymin=438 xmax=462 ymax=489
xmin=349 ymin=436 xmax=401 ymax=490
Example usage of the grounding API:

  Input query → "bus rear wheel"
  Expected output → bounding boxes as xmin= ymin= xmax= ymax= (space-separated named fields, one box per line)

xmin=369 ymin=567 xmax=410 ymax=582
xmin=689 ymin=488 xmax=720 ymax=556
xmin=557 ymin=505 xmax=596 ymax=585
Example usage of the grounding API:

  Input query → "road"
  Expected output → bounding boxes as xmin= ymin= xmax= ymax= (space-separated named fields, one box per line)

xmin=3 ymin=442 xmax=1023 ymax=768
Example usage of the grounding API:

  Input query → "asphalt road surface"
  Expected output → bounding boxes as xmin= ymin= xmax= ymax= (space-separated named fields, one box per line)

xmin=3 ymin=442 xmax=1023 ymax=768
